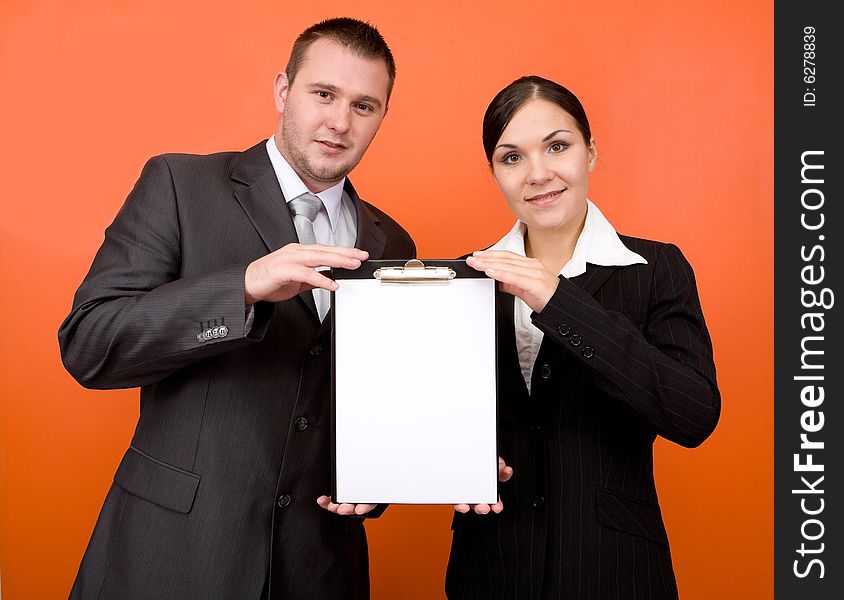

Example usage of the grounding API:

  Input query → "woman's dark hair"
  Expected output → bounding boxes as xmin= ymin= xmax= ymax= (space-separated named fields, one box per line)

xmin=482 ymin=75 xmax=591 ymax=163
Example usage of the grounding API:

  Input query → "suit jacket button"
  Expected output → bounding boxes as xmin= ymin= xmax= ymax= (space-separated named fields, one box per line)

xmin=557 ymin=324 xmax=571 ymax=336
xmin=569 ymin=334 xmax=582 ymax=347
xmin=540 ymin=364 xmax=552 ymax=379
xmin=533 ymin=495 xmax=545 ymax=508
xmin=294 ymin=416 xmax=309 ymax=431
xmin=309 ymin=344 xmax=323 ymax=356
xmin=582 ymin=346 xmax=594 ymax=359
xmin=277 ymin=494 xmax=291 ymax=508
xmin=202 ymin=329 xmax=213 ymax=341
xmin=211 ymin=326 xmax=220 ymax=339
xmin=218 ymin=325 xmax=228 ymax=338
xmin=196 ymin=332 xmax=206 ymax=343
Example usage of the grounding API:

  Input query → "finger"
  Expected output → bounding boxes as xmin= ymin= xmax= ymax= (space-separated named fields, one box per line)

xmin=453 ymin=504 xmax=470 ymax=513
xmin=291 ymin=244 xmax=369 ymax=260
xmin=465 ymin=256 xmax=486 ymax=273
xmin=296 ymin=267 xmax=340 ymax=292
xmin=469 ymin=257 xmax=547 ymax=280
xmin=472 ymin=503 xmax=491 ymax=515
xmin=274 ymin=266 xmax=336 ymax=295
xmin=292 ymin=246 xmax=369 ymax=268
xmin=490 ymin=497 xmax=505 ymax=514
xmin=500 ymin=466 xmax=514 ymax=482
xmin=472 ymin=250 xmax=543 ymax=266
xmin=336 ymin=503 xmax=357 ymax=516
xmin=354 ymin=503 xmax=377 ymax=515
xmin=476 ymin=264 xmax=550 ymax=293
xmin=467 ymin=260 xmax=543 ymax=287
xmin=316 ymin=495 xmax=339 ymax=513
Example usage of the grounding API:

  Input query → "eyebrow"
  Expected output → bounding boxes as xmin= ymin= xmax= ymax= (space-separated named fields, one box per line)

xmin=307 ymin=82 xmax=384 ymax=111
xmin=542 ymin=129 xmax=571 ymax=141
xmin=494 ymin=129 xmax=574 ymax=152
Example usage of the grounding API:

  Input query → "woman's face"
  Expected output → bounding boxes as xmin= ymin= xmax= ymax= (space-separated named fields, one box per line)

xmin=490 ymin=99 xmax=596 ymax=235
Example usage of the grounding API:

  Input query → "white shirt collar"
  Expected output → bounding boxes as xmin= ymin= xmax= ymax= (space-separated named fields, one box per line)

xmin=489 ymin=199 xmax=647 ymax=278
xmin=266 ymin=136 xmax=345 ymax=232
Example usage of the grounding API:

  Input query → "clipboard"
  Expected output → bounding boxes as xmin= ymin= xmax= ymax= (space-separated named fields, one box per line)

xmin=330 ymin=259 xmax=498 ymax=504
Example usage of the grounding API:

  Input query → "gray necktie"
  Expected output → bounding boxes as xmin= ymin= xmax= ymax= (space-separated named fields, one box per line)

xmin=288 ymin=192 xmax=322 ymax=246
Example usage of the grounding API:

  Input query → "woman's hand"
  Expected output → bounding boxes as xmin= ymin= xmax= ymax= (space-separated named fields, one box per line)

xmin=453 ymin=457 xmax=513 ymax=515
xmin=467 ymin=250 xmax=559 ymax=313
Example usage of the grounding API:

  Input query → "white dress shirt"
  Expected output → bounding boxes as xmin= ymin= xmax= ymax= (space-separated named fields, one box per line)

xmin=265 ymin=136 xmax=357 ymax=321
xmin=487 ymin=200 xmax=647 ymax=392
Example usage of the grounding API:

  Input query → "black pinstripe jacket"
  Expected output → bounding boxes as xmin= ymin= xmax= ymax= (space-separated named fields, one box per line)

xmin=446 ymin=237 xmax=720 ymax=600
xmin=59 ymin=141 xmax=415 ymax=600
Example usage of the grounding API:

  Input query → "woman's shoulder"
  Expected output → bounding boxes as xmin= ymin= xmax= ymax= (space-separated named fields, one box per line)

xmin=617 ymin=234 xmax=700 ymax=291
xmin=618 ymin=234 xmax=687 ymax=264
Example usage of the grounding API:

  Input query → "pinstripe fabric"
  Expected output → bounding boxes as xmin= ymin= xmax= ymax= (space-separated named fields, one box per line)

xmin=58 ymin=141 xmax=415 ymax=600
xmin=446 ymin=237 xmax=720 ymax=600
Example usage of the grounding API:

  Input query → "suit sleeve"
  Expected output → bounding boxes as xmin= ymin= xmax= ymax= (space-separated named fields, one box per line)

xmin=531 ymin=243 xmax=720 ymax=448
xmin=58 ymin=155 xmax=273 ymax=390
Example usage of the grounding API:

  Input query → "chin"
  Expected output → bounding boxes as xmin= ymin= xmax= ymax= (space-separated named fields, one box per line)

xmin=307 ymin=160 xmax=349 ymax=179
xmin=524 ymin=215 xmax=576 ymax=233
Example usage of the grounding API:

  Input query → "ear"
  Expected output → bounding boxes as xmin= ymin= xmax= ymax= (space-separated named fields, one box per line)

xmin=274 ymin=72 xmax=290 ymax=113
xmin=587 ymin=137 xmax=598 ymax=172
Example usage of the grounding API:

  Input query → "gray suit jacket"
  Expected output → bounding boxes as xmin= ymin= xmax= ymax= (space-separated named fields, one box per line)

xmin=59 ymin=141 xmax=416 ymax=600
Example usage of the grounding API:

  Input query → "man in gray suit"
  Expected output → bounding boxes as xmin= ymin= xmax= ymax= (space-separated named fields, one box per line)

xmin=59 ymin=17 xmax=415 ymax=600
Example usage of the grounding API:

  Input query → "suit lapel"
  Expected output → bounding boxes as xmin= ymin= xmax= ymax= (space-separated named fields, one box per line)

xmin=232 ymin=141 xmax=319 ymax=321
xmin=232 ymin=141 xmax=298 ymax=252
xmin=348 ymin=180 xmax=387 ymax=259
xmin=568 ymin=264 xmax=619 ymax=297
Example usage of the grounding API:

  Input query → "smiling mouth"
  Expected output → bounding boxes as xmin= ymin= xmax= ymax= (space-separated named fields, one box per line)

xmin=317 ymin=140 xmax=347 ymax=151
xmin=526 ymin=189 xmax=565 ymax=203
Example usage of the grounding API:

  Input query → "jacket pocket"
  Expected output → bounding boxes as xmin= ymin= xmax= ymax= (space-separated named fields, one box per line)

xmin=596 ymin=487 xmax=668 ymax=546
xmin=113 ymin=446 xmax=201 ymax=514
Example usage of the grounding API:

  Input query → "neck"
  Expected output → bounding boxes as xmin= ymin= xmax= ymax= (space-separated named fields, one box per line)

xmin=524 ymin=209 xmax=587 ymax=274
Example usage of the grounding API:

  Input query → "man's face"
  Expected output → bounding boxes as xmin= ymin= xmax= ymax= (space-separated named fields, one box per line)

xmin=274 ymin=38 xmax=390 ymax=193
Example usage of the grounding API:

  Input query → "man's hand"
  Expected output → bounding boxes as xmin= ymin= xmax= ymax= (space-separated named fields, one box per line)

xmin=316 ymin=495 xmax=378 ymax=516
xmin=245 ymin=244 xmax=369 ymax=304
xmin=453 ymin=457 xmax=513 ymax=515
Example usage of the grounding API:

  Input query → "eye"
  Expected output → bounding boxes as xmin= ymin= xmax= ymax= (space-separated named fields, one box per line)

xmin=549 ymin=141 xmax=569 ymax=153
xmin=315 ymin=90 xmax=332 ymax=100
xmin=500 ymin=152 xmax=521 ymax=164
xmin=355 ymin=103 xmax=374 ymax=113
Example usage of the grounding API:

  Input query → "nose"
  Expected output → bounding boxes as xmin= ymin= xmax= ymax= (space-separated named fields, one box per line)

xmin=325 ymin=104 xmax=351 ymax=134
xmin=526 ymin=157 xmax=553 ymax=185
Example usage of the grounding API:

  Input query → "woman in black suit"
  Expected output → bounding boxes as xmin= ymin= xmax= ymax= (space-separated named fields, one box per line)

xmin=447 ymin=76 xmax=721 ymax=600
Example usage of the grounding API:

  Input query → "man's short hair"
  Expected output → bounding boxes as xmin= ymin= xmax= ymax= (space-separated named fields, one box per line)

xmin=286 ymin=17 xmax=396 ymax=100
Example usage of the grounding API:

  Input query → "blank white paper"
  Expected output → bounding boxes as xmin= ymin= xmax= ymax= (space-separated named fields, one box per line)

xmin=334 ymin=276 xmax=497 ymax=504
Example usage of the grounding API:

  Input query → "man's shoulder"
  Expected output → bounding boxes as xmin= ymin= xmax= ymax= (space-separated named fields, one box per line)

xmin=151 ymin=149 xmax=244 ymax=175
xmin=156 ymin=149 xmax=241 ymax=165
xmin=145 ymin=140 xmax=268 ymax=179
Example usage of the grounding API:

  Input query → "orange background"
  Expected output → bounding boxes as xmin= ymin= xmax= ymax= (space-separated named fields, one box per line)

xmin=0 ymin=1 xmax=772 ymax=598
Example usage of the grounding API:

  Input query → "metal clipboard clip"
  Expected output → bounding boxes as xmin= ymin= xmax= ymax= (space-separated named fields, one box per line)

xmin=373 ymin=259 xmax=456 ymax=284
